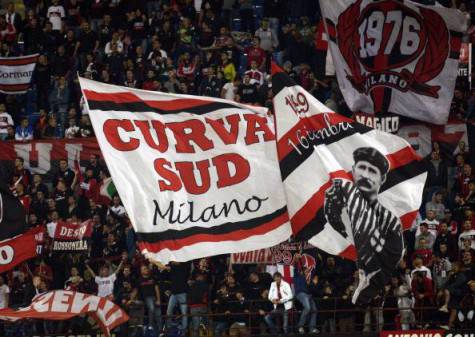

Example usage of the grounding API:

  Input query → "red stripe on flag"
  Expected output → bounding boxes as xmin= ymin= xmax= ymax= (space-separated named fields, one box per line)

xmin=338 ymin=244 xmax=357 ymax=261
xmin=277 ymin=113 xmax=354 ymax=159
xmin=450 ymin=35 xmax=461 ymax=52
xmin=386 ymin=146 xmax=421 ymax=170
xmin=138 ymin=212 xmax=289 ymax=253
xmin=325 ymin=18 xmax=336 ymax=39
xmin=0 ymin=83 xmax=30 ymax=90
xmin=83 ymin=90 xmax=224 ymax=111
xmin=0 ymin=56 xmax=38 ymax=66
xmin=400 ymin=209 xmax=419 ymax=231
xmin=290 ymin=170 xmax=352 ymax=234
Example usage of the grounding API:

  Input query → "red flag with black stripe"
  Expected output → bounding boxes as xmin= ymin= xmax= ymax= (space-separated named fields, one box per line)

xmin=272 ymin=63 xmax=427 ymax=305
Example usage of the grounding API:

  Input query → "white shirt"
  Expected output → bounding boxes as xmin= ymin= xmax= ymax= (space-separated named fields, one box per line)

xmin=458 ymin=229 xmax=475 ymax=250
xmin=47 ymin=5 xmax=65 ymax=31
xmin=147 ymin=49 xmax=167 ymax=60
xmin=108 ymin=205 xmax=126 ymax=217
xmin=411 ymin=266 xmax=432 ymax=280
xmin=0 ymin=112 xmax=13 ymax=135
xmin=104 ymin=40 xmax=124 ymax=56
xmin=0 ymin=284 xmax=10 ymax=309
xmin=268 ymin=280 xmax=293 ymax=310
xmin=416 ymin=218 xmax=439 ymax=238
xmin=95 ymin=273 xmax=116 ymax=297
xmin=222 ymin=82 xmax=236 ymax=100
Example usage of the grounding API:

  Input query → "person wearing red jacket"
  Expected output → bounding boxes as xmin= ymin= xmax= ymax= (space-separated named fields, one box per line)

xmin=412 ymin=271 xmax=434 ymax=324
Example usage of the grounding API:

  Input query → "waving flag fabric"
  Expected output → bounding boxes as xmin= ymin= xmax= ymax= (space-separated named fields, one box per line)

xmin=320 ymin=0 xmax=467 ymax=124
xmin=79 ymin=78 xmax=291 ymax=264
xmin=272 ymin=63 xmax=427 ymax=304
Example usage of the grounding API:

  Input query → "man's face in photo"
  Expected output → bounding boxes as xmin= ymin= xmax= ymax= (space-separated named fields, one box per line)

xmin=352 ymin=160 xmax=384 ymax=200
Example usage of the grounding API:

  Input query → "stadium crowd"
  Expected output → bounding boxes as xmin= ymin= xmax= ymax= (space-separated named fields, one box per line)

xmin=0 ymin=0 xmax=474 ymax=336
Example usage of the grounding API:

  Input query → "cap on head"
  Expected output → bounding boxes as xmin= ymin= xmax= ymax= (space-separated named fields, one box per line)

xmin=353 ymin=147 xmax=389 ymax=176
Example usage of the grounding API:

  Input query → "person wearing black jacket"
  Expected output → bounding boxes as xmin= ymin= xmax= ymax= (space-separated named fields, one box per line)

xmin=163 ymin=261 xmax=191 ymax=333
xmin=189 ymin=273 xmax=209 ymax=337
xmin=228 ymin=290 xmax=250 ymax=337
xmin=245 ymin=272 xmax=263 ymax=301
xmin=213 ymin=284 xmax=230 ymax=337
xmin=251 ymin=288 xmax=275 ymax=335
xmin=137 ymin=265 xmax=162 ymax=334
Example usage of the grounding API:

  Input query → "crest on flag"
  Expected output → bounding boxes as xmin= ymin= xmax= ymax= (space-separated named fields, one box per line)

xmin=321 ymin=0 xmax=467 ymax=124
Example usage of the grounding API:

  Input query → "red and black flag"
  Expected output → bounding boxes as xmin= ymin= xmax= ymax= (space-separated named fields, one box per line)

xmin=272 ymin=63 xmax=427 ymax=304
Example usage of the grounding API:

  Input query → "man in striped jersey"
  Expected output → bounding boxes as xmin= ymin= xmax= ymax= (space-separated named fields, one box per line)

xmin=324 ymin=147 xmax=404 ymax=305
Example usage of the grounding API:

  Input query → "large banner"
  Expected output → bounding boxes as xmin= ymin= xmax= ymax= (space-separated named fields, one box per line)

xmin=0 ymin=290 xmax=128 ymax=337
xmin=271 ymin=63 xmax=427 ymax=305
xmin=0 ymin=138 xmax=101 ymax=177
xmin=47 ymin=220 xmax=93 ymax=252
xmin=230 ymin=242 xmax=315 ymax=266
xmin=321 ymin=0 xmax=467 ymax=124
xmin=79 ymin=78 xmax=291 ymax=264
xmin=0 ymin=226 xmax=42 ymax=273
xmin=0 ymin=54 xmax=38 ymax=94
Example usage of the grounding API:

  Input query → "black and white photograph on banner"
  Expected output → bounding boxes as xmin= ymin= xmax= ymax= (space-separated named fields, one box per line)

xmin=324 ymin=147 xmax=404 ymax=304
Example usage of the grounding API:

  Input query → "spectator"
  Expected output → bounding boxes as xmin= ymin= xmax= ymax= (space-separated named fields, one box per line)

xmin=411 ymin=271 xmax=434 ymax=324
xmin=426 ymin=191 xmax=446 ymax=221
xmin=0 ymin=103 xmax=13 ymax=140
xmin=212 ymin=284 xmax=230 ymax=337
xmin=14 ymin=118 xmax=34 ymax=142
xmin=268 ymin=272 xmax=293 ymax=334
xmin=458 ymin=219 xmax=475 ymax=250
xmin=0 ymin=275 xmax=10 ymax=309
xmin=426 ymin=150 xmax=448 ymax=195
xmin=189 ymin=272 xmax=209 ymax=337
xmin=153 ymin=261 xmax=191 ymax=334
xmin=228 ymin=289 xmax=250 ymax=337
xmin=433 ymin=247 xmax=453 ymax=290
xmin=138 ymin=264 xmax=162 ymax=334
xmin=238 ymin=73 xmax=259 ymax=104
xmin=244 ymin=37 xmax=266 ymax=71
xmin=293 ymin=254 xmax=318 ymax=334
xmin=415 ymin=222 xmax=436 ymax=250
xmin=221 ymin=76 xmax=240 ymax=101
xmin=47 ymin=0 xmax=65 ymax=31
xmin=85 ymin=257 xmax=125 ymax=299
xmin=417 ymin=210 xmax=440 ymax=238
xmin=255 ymin=19 xmax=278 ymax=53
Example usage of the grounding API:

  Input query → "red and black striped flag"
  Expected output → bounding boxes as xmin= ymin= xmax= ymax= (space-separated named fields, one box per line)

xmin=271 ymin=63 xmax=427 ymax=304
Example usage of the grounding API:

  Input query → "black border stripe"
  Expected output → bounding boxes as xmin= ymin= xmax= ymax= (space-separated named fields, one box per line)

xmin=279 ymin=122 xmax=372 ymax=180
xmin=136 ymin=205 xmax=287 ymax=243
xmin=87 ymin=100 xmax=242 ymax=115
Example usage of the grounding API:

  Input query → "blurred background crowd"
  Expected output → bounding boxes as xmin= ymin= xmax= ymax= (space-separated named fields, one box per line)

xmin=0 ymin=0 xmax=474 ymax=336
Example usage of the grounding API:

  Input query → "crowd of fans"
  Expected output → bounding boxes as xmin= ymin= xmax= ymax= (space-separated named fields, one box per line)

xmin=0 ymin=0 xmax=474 ymax=336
